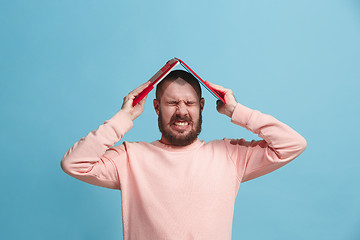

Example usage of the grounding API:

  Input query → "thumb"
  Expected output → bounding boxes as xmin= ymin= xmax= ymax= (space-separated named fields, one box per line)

xmin=216 ymin=100 xmax=224 ymax=112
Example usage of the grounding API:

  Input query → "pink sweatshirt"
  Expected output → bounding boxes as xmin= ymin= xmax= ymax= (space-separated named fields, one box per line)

xmin=61 ymin=103 xmax=306 ymax=240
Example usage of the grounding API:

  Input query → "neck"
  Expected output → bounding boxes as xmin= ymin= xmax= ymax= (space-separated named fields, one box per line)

xmin=159 ymin=136 xmax=198 ymax=147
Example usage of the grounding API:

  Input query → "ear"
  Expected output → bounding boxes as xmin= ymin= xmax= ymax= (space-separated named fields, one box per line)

xmin=153 ymin=99 xmax=160 ymax=115
xmin=200 ymin=98 xmax=205 ymax=112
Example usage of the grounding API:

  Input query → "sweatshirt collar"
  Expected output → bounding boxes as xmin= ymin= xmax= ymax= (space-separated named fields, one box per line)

xmin=151 ymin=138 xmax=203 ymax=152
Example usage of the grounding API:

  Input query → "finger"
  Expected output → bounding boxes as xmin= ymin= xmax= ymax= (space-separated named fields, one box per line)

xmin=130 ymin=81 xmax=151 ymax=96
xmin=205 ymin=80 xmax=228 ymax=92
xmin=216 ymin=100 xmax=224 ymax=110
xmin=129 ymin=81 xmax=151 ymax=96
xmin=137 ymin=93 xmax=148 ymax=106
xmin=205 ymin=80 xmax=224 ymax=89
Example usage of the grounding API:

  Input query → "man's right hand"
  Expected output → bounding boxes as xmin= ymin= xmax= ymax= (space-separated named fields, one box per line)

xmin=121 ymin=81 xmax=151 ymax=121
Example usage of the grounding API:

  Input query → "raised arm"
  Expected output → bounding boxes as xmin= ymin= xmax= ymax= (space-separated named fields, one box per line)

xmin=60 ymin=81 xmax=150 ymax=189
xmin=206 ymin=81 xmax=307 ymax=183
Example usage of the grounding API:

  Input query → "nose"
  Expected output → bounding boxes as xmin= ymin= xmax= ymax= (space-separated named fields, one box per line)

xmin=176 ymin=101 xmax=188 ymax=116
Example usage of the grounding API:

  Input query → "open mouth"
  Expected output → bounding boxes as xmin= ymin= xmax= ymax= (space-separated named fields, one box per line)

xmin=171 ymin=119 xmax=191 ymax=131
xmin=174 ymin=121 xmax=189 ymax=126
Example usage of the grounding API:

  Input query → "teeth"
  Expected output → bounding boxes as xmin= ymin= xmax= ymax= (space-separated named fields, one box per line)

xmin=175 ymin=122 xmax=188 ymax=126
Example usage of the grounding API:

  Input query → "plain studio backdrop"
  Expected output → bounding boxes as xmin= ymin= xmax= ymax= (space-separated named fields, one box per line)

xmin=0 ymin=0 xmax=359 ymax=239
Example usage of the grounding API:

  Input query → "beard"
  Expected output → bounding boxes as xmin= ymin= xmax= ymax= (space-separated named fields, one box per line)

xmin=158 ymin=110 xmax=202 ymax=146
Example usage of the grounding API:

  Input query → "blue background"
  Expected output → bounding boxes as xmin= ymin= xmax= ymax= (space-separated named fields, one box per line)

xmin=1 ymin=0 xmax=359 ymax=239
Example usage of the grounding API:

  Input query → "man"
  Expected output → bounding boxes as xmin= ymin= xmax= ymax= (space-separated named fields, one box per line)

xmin=61 ymin=70 xmax=307 ymax=240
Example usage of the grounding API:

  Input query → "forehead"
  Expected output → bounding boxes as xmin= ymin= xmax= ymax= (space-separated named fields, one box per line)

xmin=159 ymin=78 xmax=200 ymax=101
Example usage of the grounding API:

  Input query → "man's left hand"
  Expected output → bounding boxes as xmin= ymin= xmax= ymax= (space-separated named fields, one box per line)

xmin=205 ymin=81 xmax=238 ymax=118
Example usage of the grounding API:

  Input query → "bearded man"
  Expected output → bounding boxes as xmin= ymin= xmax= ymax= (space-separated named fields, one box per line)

xmin=61 ymin=70 xmax=307 ymax=240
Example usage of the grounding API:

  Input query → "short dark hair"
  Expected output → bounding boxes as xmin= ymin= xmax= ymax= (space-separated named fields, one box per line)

xmin=155 ymin=70 xmax=202 ymax=100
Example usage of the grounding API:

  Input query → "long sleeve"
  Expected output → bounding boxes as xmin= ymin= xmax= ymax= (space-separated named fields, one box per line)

xmin=225 ymin=103 xmax=307 ymax=183
xmin=60 ymin=110 xmax=133 ymax=189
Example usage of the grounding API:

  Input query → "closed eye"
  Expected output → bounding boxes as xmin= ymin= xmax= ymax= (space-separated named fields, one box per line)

xmin=165 ymin=100 xmax=197 ymax=106
xmin=167 ymin=101 xmax=178 ymax=106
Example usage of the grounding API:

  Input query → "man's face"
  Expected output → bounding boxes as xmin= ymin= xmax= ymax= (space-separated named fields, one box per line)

xmin=153 ymin=78 xmax=204 ymax=146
